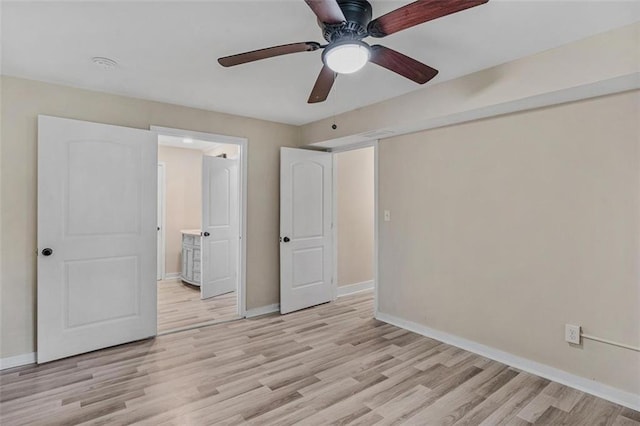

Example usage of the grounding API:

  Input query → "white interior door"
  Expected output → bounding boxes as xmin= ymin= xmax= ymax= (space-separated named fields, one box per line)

xmin=280 ymin=147 xmax=333 ymax=314
xmin=201 ymin=156 xmax=239 ymax=300
xmin=37 ymin=115 xmax=157 ymax=363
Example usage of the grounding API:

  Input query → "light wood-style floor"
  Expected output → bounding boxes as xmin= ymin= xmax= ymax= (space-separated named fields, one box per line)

xmin=157 ymin=279 xmax=238 ymax=333
xmin=1 ymin=291 xmax=638 ymax=425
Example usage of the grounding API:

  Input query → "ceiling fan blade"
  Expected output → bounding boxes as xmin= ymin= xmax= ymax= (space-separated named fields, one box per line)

xmin=218 ymin=42 xmax=321 ymax=67
xmin=304 ymin=0 xmax=346 ymax=24
xmin=369 ymin=45 xmax=438 ymax=84
xmin=308 ymin=65 xmax=336 ymax=103
xmin=368 ymin=0 xmax=489 ymax=38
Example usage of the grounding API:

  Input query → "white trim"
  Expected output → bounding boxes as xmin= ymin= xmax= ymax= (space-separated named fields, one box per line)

xmin=328 ymin=140 xmax=378 ymax=153
xmin=239 ymin=139 xmax=248 ymax=318
xmin=373 ymin=141 xmax=379 ymax=317
xmin=329 ymin=139 xmax=380 ymax=153
xmin=337 ymin=281 xmax=374 ymax=297
xmin=157 ymin=162 xmax=166 ymax=281
xmin=150 ymin=126 xmax=248 ymax=319
xmin=163 ymin=272 xmax=181 ymax=280
xmin=1 ymin=352 xmax=36 ymax=370
xmin=245 ymin=304 xmax=280 ymax=318
xmin=150 ymin=125 xmax=246 ymax=146
xmin=376 ymin=311 xmax=640 ymax=411
xmin=332 ymin=153 xmax=339 ymax=301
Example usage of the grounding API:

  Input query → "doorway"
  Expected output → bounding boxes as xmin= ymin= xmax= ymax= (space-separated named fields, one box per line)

xmin=153 ymin=126 xmax=247 ymax=333
xmin=332 ymin=145 xmax=376 ymax=303
xmin=279 ymin=142 xmax=378 ymax=316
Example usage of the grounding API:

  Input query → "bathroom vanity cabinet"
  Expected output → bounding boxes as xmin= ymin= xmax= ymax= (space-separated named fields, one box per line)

xmin=181 ymin=230 xmax=201 ymax=286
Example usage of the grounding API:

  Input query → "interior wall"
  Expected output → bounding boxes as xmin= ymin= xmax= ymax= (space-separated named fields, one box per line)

xmin=158 ymin=146 xmax=202 ymax=275
xmin=336 ymin=147 xmax=374 ymax=287
xmin=0 ymin=76 xmax=299 ymax=359
xmin=378 ymin=90 xmax=640 ymax=395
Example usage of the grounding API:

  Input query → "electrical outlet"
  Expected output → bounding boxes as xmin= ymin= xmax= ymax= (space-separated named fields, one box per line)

xmin=384 ymin=210 xmax=391 ymax=222
xmin=565 ymin=324 xmax=581 ymax=344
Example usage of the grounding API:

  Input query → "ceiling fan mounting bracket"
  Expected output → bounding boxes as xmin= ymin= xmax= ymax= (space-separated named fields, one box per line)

xmin=322 ymin=21 xmax=367 ymax=43
xmin=321 ymin=0 xmax=372 ymax=43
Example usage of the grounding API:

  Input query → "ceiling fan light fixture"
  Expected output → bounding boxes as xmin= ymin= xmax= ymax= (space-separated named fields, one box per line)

xmin=323 ymin=41 xmax=370 ymax=74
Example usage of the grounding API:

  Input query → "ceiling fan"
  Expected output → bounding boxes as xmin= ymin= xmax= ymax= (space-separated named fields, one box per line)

xmin=218 ymin=0 xmax=489 ymax=104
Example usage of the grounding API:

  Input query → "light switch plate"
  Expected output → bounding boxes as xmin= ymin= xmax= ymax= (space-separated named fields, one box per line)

xmin=384 ymin=210 xmax=391 ymax=222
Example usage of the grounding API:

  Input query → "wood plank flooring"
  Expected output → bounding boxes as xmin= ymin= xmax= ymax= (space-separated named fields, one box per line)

xmin=1 ymin=291 xmax=638 ymax=425
xmin=157 ymin=279 xmax=238 ymax=333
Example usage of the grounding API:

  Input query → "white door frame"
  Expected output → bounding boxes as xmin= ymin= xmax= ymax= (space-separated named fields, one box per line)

xmin=329 ymin=140 xmax=379 ymax=316
xmin=150 ymin=125 xmax=248 ymax=318
xmin=157 ymin=162 xmax=166 ymax=281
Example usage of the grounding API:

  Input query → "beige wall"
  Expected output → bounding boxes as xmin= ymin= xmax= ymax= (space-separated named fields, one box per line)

xmin=378 ymin=90 xmax=640 ymax=395
xmin=158 ymin=146 xmax=202 ymax=275
xmin=336 ymin=147 xmax=374 ymax=287
xmin=0 ymin=76 xmax=299 ymax=358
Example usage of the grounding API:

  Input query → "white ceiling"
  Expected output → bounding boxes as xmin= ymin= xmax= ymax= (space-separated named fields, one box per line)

xmin=158 ymin=134 xmax=221 ymax=151
xmin=2 ymin=1 xmax=639 ymax=125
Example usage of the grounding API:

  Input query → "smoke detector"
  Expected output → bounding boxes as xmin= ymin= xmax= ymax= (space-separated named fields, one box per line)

xmin=92 ymin=57 xmax=118 ymax=70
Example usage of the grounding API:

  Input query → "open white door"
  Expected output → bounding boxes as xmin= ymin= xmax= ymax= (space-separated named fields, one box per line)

xmin=201 ymin=156 xmax=239 ymax=300
xmin=157 ymin=163 xmax=165 ymax=281
xmin=280 ymin=147 xmax=333 ymax=314
xmin=37 ymin=115 xmax=157 ymax=363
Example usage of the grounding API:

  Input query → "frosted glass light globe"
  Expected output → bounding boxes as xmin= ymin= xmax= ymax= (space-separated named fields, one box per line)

xmin=324 ymin=43 xmax=370 ymax=74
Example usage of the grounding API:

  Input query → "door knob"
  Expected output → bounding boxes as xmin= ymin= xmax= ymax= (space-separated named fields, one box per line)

xmin=41 ymin=248 xmax=53 ymax=256
xmin=283 ymin=236 xmax=290 ymax=243
xmin=202 ymin=232 xmax=210 ymax=237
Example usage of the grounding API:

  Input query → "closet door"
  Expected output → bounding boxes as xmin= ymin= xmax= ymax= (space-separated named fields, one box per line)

xmin=279 ymin=148 xmax=333 ymax=314
xmin=37 ymin=115 xmax=157 ymax=363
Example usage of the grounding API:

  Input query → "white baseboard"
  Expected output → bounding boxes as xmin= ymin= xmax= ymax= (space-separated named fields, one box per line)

xmin=163 ymin=272 xmax=180 ymax=280
xmin=337 ymin=280 xmax=374 ymax=297
xmin=376 ymin=311 xmax=640 ymax=412
xmin=1 ymin=352 xmax=36 ymax=370
xmin=245 ymin=304 xmax=280 ymax=318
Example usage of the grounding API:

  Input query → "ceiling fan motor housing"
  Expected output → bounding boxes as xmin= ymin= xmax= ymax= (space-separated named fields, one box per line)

xmin=322 ymin=0 xmax=372 ymax=43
